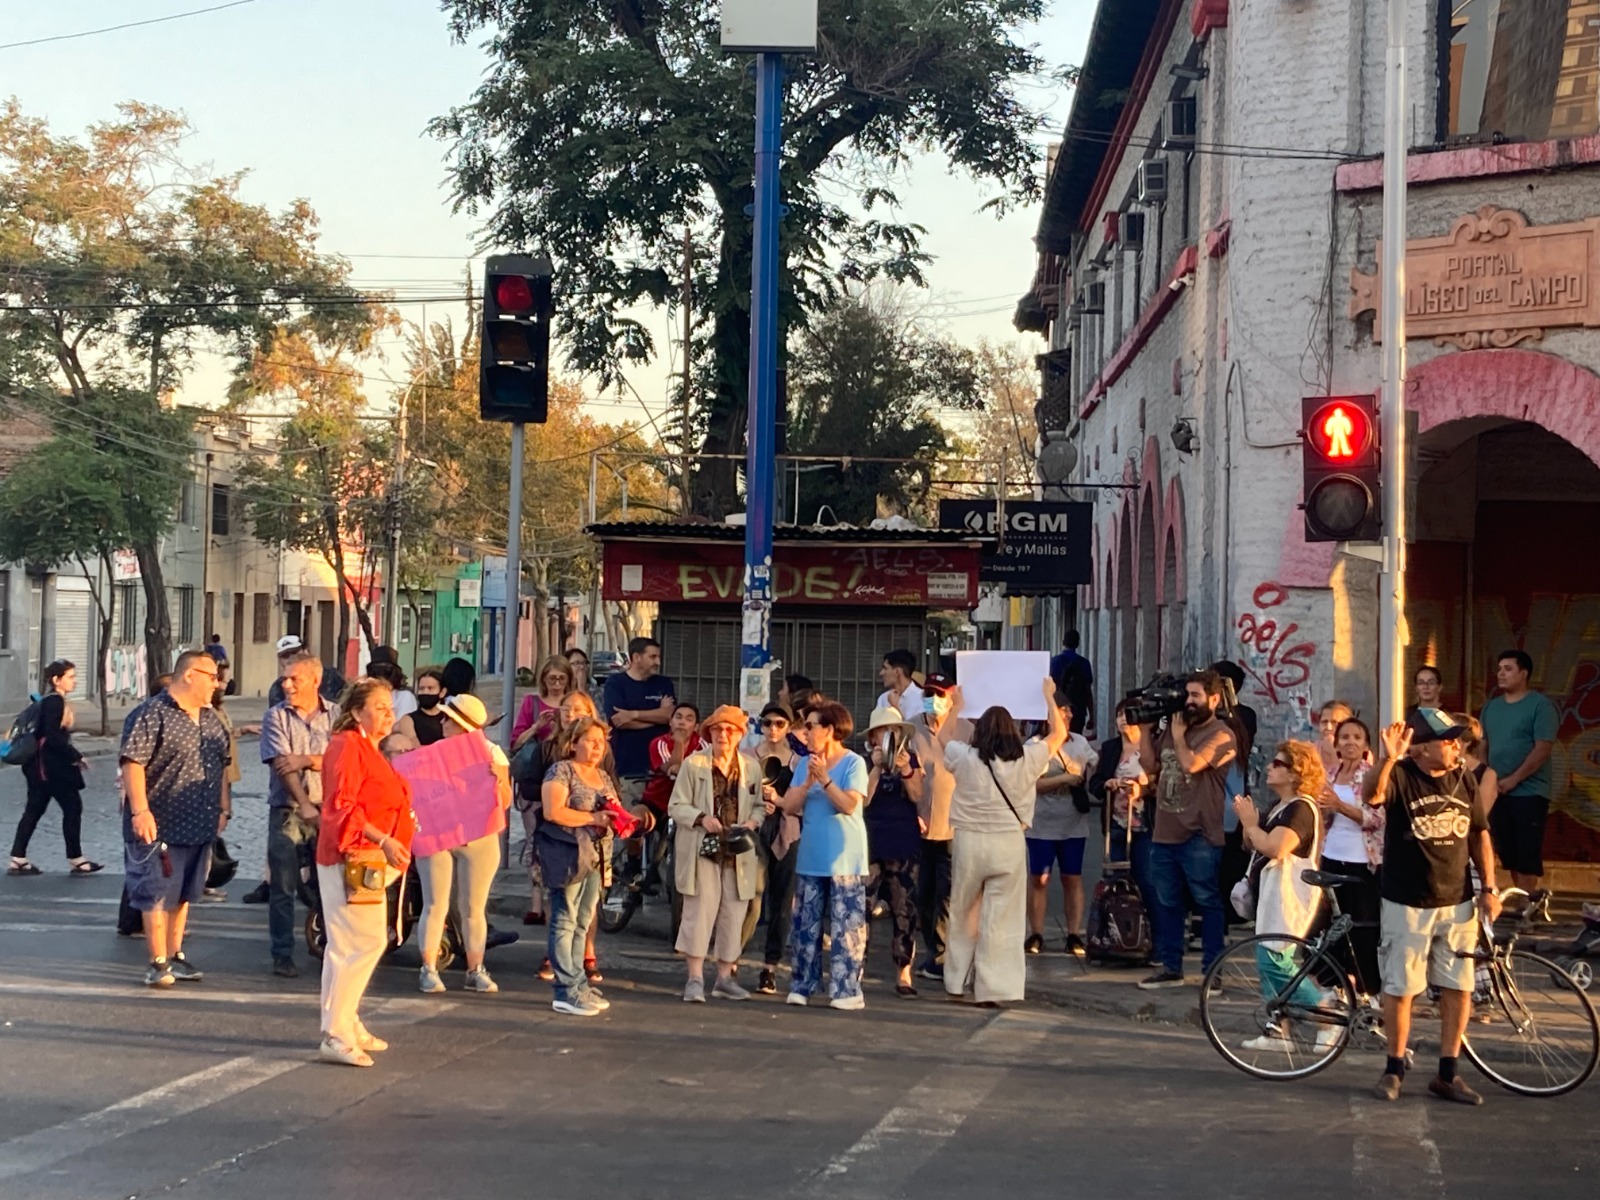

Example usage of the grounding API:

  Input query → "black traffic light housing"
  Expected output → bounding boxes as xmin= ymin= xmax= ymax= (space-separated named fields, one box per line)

xmin=479 ymin=254 xmax=553 ymax=423
xmin=1300 ymin=394 xmax=1381 ymax=543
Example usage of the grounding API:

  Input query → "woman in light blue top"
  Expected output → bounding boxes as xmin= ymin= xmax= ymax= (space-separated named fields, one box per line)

xmin=781 ymin=700 xmax=871 ymax=1010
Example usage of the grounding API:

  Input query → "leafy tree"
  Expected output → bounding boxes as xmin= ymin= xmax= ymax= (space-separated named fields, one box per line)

xmin=432 ymin=0 xmax=1051 ymax=517
xmin=0 ymin=100 xmax=375 ymax=671
xmin=0 ymin=394 xmax=178 ymax=732
xmin=786 ymin=292 xmax=981 ymax=524
xmin=962 ymin=340 xmax=1040 ymax=493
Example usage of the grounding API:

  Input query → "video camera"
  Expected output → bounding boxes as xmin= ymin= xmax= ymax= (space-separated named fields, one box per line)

xmin=1122 ymin=672 xmax=1239 ymax=727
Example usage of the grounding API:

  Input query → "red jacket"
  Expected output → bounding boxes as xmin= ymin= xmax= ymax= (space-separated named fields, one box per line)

xmin=316 ymin=729 xmax=417 ymax=867
xmin=642 ymin=732 xmax=702 ymax=813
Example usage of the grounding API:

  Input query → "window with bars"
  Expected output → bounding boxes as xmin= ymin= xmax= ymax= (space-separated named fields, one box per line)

xmin=0 ymin=570 xmax=9 ymax=651
xmin=211 ymin=484 xmax=231 ymax=536
xmin=116 ymin=582 xmax=139 ymax=644
xmin=418 ymin=603 xmax=434 ymax=648
xmin=178 ymin=585 xmax=196 ymax=643
xmin=252 ymin=593 xmax=270 ymax=643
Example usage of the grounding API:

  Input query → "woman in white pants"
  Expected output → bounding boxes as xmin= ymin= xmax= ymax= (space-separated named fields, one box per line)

xmin=670 ymin=706 xmax=764 ymax=1002
xmin=316 ymin=678 xmax=416 ymax=1067
xmin=942 ymin=680 xmax=1066 ymax=1005
xmin=415 ymin=694 xmax=514 ymax=995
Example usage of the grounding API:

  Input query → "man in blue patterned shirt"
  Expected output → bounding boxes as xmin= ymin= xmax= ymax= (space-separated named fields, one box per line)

xmin=120 ymin=650 xmax=232 ymax=988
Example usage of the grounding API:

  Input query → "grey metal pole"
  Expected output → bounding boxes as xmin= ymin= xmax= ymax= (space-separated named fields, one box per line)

xmin=384 ymin=391 xmax=406 ymax=648
xmin=1378 ymin=0 xmax=1409 ymax=726
xmin=501 ymin=422 xmax=525 ymax=752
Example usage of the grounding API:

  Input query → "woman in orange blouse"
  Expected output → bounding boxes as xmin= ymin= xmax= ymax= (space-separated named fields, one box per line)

xmin=316 ymin=678 xmax=417 ymax=1067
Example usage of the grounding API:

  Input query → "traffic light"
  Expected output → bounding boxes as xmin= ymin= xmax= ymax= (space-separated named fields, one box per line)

xmin=1300 ymin=394 xmax=1381 ymax=542
xmin=479 ymin=254 xmax=553 ymax=423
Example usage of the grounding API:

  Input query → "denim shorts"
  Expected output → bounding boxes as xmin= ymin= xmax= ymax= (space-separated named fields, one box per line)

xmin=124 ymin=840 xmax=212 ymax=912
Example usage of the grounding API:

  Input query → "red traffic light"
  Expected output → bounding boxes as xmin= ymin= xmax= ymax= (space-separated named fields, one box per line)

xmin=1306 ymin=400 xmax=1373 ymax=463
xmin=494 ymin=274 xmax=535 ymax=313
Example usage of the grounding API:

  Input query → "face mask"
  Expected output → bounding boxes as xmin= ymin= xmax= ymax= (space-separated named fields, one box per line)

xmin=417 ymin=694 xmax=441 ymax=711
xmin=924 ymin=693 xmax=950 ymax=718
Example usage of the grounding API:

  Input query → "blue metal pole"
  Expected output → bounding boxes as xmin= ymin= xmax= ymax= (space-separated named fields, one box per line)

xmin=742 ymin=51 xmax=783 ymax=674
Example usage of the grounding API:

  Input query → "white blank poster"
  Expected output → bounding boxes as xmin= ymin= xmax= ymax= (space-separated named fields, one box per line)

xmin=954 ymin=651 xmax=1052 ymax=721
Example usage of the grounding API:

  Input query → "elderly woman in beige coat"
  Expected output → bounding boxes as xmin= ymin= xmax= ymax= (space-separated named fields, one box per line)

xmin=670 ymin=705 xmax=764 ymax=1002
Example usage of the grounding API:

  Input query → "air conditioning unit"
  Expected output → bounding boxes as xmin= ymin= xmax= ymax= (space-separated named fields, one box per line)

xmin=1137 ymin=157 xmax=1169 ymax=203
xmin=1121 ymin=212 xmax=1146 ymax=246
xmin=1066 ymin=302 xmax=1084 ymax=329
xmin=1164 ymin=97 xmax=1198 ymax=148
xmin=1081 ymin=282 xmax=1106 ymax=315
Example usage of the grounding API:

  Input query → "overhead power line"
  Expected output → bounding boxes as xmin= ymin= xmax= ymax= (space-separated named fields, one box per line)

xmin=0 ymin=1 xmax=260 ymax=51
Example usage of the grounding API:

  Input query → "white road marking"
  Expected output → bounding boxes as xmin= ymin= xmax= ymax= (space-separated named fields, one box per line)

xmin=794 ymin=1009 xmax=1055 ymax=1198
xmin=0 ymin=1056 xmax=300 ymax=1182
xmin=0 ymin=996 xmax=453 ymax=1183
xmin=0 ymin=922 xmax=263 ymax=941
xmin=1349 ymin=1095 xmax=1446 ymax=1197
xmin=0 ymin=979 xmax=458 ymax=1011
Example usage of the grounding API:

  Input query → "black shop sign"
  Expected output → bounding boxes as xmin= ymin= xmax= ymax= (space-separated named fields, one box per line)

xmin=938 ymin=500 xmax=1094 ymax=591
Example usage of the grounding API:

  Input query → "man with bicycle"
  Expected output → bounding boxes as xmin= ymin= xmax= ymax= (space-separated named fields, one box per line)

xmin=1364 ymin=708 xmax=1501 ymax=1105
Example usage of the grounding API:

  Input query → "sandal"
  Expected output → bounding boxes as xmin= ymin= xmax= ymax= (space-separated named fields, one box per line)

xmin=584 ymin=957 xmax=603 ymax=984
xmin=896 ymin=983 xmax=919 ymax=999
xmin=7 ymin=859 xmax=41 ymax=876
xmin=69 ymin=860 xmax=105 ymax=875
xmin=523 ymin=910 xmax=546 ymax=926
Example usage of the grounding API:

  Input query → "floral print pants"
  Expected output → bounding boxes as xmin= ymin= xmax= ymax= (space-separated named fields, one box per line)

xmin=790 ymin=874 xmax=868 ymax=1001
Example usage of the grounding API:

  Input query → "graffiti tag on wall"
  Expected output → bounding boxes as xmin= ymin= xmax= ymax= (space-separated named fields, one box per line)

xmin=1236 ymin=583 xmax=1318 ymax=706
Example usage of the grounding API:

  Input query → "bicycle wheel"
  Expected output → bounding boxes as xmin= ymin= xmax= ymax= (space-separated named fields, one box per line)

xmin=1462 ymin=950 xmax=1600 ymax=1096
xmin=1201 ymin=934 xmax=1357 ymax=1081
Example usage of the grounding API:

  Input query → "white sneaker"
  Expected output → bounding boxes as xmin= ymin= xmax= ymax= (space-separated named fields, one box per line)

xmin=1242 ymin=1033 xmax=1293 ymax=1052
xmin=552 ymin=997 xmax=601 ymax=1017
xmin=465 ymin=966 xmax=499 ymax=993
xmin=418 ymin=966 xmax=446 ymax=994
xmin=580 ymin=988 xmax=611 ymax=1011
xmin=785 ymin=991 xmax=809 ymax=1007
xmin=1315 ymin=1026 xmax=1342 ymax=1049
xmin=829 ymin=994 xmax=866 ymax=1012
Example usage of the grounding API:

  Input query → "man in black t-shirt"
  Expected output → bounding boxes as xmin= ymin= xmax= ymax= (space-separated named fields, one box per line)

xmin=601 ymin=637 xmax=677 ymax=805
xmin=1363 ymin=707 xmax=1501 ymax=1106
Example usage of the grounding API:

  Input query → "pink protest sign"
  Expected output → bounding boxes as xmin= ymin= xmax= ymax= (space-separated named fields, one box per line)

xmin=392 ymin=732 xmax=507 ymax=857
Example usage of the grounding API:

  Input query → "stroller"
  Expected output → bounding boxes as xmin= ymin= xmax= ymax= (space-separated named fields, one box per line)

xmin=302 ymin=854 xmax=463 ymax=969
xmin=1550 ymin=900 xmax=1600 ymax=992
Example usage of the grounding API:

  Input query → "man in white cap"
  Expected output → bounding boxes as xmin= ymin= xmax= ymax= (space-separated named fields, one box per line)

xmin=267 ymin=635 xmax=347 ymax=706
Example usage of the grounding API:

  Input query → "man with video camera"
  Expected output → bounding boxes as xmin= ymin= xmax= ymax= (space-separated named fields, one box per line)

xmin=1135 ymin=669 xmax=1238 ymax=990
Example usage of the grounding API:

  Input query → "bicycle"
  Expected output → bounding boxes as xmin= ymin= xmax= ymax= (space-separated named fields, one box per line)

xmin=1199 ymin=872 xmax=1599 ymax=1096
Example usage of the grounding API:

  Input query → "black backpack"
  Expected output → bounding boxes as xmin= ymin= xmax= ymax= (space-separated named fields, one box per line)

xmin=1086 ymin=872 xmax=1152 ymax=965
xmin=1 ymin=699 xmax=42 ymax=767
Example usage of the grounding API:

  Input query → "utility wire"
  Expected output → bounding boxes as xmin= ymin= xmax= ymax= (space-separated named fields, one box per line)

xmin=0 ymin=1 xmax=260 ymax=51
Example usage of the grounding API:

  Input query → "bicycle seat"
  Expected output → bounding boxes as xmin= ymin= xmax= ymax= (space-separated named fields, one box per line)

xmin=1302 ymin=869 xmax=1364 ymax=889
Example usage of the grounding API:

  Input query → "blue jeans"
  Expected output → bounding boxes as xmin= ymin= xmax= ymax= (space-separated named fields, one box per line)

xmin=1150 ymin=834 xmax=1225 ymax=975
xmin=548 ymin=870 xmax=602 ymax=1003
xmin=268 ymin=808 xmax=313 ymax=961
xmin=790 ymin=875 xmax=868 ymax=1001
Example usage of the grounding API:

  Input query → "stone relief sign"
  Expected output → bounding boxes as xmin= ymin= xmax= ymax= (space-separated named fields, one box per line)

xmin=1349 ymin=206 xmax=1600 ymax=350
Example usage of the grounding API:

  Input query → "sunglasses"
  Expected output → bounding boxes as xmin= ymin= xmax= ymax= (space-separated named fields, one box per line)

xmin=760 ymin=718 xmax=788 ymax=728
xmin=1270 ymin=757 xmax=1291 ymax=769
xmin=804 ymin=719 xmax=825 ymax=730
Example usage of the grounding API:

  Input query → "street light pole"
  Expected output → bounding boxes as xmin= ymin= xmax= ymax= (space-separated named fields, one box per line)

xmin=384 ymin=388 xmax=407 ymax=649
xmin=739 ymin=50 xmax=783 ymax=705
xmin=1378 ymin=0 xmax=1409 ymax=726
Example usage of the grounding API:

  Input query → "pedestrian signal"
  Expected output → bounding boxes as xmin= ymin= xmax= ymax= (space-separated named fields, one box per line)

xmin=1300 ymin=395 xmax=1380 ymax=543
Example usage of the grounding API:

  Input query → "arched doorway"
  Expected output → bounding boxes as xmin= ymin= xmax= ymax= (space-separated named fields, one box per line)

xmin=1117 ymin=507 xmax=1137 ymax=699
xmin=1138 ymin=497 xmax=1159 ymax=682
xmin=1406 ymin=418 xmax=1600 ymax=862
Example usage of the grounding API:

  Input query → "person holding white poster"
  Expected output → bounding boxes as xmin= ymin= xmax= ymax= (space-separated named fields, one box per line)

xmin=942 ymin=678 xmax=1067 ymax=1004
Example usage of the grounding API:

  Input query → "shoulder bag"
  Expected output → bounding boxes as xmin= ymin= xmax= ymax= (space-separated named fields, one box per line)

xmin=984 ymin=760 xmax=1029 ymax=830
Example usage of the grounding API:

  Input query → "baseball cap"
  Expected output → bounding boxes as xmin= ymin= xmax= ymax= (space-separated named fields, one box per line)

xmin=1406 ymin=706 xmax=1467 ymax=744
xmin=441 ymin=694 xmax=490 ymax=732
xmin=921 ymin=673 xmax=955 ymax=695
xmin=275 ymin=635 xmax=304 ymax=656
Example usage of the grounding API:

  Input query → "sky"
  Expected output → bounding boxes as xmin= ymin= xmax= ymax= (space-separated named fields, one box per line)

xmin=1 ymin=0 xmax=1096 ymax=427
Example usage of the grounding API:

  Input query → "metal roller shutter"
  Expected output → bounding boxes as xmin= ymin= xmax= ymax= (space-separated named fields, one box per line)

xmin=53 ymin=586 xmax=94 ymax=700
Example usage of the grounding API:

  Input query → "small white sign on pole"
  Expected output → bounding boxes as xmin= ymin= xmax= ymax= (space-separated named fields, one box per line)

xmin=954 ymin=650 xmax=1053 ymax=721
xmin=721 ymin=0 xmax=817 ymax=51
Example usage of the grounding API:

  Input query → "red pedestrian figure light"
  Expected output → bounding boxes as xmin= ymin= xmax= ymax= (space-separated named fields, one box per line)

xmin=1322 ymin=405 xmax=1356 ymax=460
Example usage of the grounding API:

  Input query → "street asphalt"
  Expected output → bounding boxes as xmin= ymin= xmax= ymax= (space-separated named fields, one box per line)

xmin=3 ymin=750 xmax=1599 ymax=1197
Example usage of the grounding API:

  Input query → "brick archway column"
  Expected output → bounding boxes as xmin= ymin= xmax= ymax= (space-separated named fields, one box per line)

xmin=1409 ymin=349 xmax=1600 ymax=469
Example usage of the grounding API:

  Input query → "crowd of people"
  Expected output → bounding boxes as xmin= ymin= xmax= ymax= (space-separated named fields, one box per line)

xmin=4 ymin=627 xmax=1559 ymax=1101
